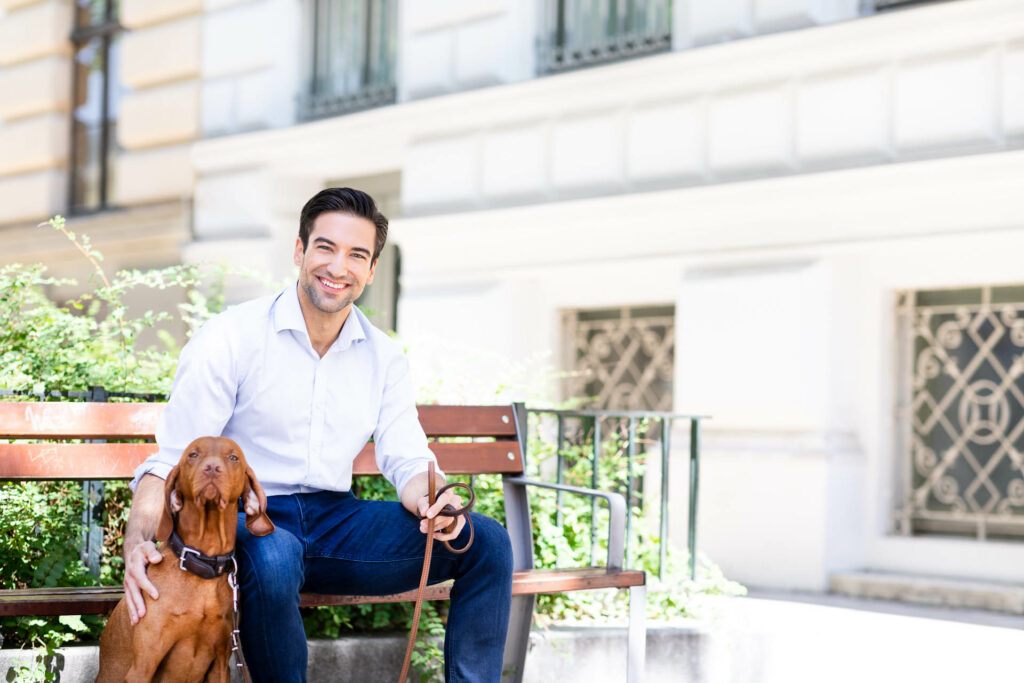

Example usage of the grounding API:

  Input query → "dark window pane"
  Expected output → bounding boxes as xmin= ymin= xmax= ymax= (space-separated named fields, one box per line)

xmin=75 ymin=0 xmax=107 ymax=28
xmin=72 ymin=37 xmax=106 ymax=210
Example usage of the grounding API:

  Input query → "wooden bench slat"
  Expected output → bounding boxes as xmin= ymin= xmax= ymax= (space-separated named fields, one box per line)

xmin=0 ymin=403 xmax=518 ymax=440
xmin=0 ymin=403 xmax=162 ymax=439
xmin=0 ymin=569 xmax=644 ymax=617
xmin=0 ymin=441 xmax=523 ymax=480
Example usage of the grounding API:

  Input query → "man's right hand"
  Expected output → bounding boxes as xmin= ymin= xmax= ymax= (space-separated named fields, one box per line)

xmin=121 ymin=473 xmax=167 ymax=625
xmin=123 ymin=540 xmax=162 ymax=625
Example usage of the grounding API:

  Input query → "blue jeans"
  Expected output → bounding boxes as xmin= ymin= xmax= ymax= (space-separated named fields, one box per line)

xmin=234 ymin=490 xmax=513 ymax=683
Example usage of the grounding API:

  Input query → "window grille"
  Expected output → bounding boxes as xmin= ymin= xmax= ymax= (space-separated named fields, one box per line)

xmin=539 ymin=0 xmax=672 ymax=75
xmin=874 ymin=0 xmax=955 ymax=10
xmin=69 ymin=0 xmax=125 ymax=214
xmin=300 ymin=0 xmax=397 ymax=121
xmin=894 ymin=285 xmax=1024 ymax=540
xmin=564 ymin=305 xmax=674 ymax=411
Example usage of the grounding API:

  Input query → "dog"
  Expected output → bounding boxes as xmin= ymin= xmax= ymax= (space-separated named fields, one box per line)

xmin=97 ymin=437 xmax=274 ymax=682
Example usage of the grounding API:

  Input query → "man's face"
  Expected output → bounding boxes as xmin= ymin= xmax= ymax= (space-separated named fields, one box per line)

xmin=294 ymin=212 xmax=377 ymax=316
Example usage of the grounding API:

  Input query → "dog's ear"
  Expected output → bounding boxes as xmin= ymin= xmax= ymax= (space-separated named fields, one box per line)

xmin=242 ymin=465 xmax=274 ymax=536
xmin=154 ymin=465 xmax=181 ymax=543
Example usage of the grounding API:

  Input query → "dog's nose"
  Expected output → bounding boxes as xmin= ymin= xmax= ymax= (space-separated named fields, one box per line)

xmin=203 ymin=461 xmax=223 ymax=477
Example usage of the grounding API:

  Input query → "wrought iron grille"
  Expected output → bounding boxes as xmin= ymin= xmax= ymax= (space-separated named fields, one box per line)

xmin=894 ymin=285 xmax=1024 ymax=540
xmin=300 ymin=0 xmax=397 ymax=121
xmin=564 ymin=305 xmax=674 ymax=411
xmin=874 ymin=0 xmax=955 ymax=10
xmin=539 ymin=0 xmax=673 ymax=75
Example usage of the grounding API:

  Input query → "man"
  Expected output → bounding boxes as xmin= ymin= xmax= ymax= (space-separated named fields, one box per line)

xmin=123 ymin=187 xmax=514 ymax=682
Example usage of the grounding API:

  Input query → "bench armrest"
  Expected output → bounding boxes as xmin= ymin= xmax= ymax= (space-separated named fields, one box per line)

xmin=504 ymin=476 xmax=627 ymax=571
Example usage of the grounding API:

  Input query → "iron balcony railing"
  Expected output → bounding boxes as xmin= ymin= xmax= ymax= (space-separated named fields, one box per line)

xmin=525 ymin=407 xmax=703 ymax=580
xmin=539 ymin=0 xmax=673 ymax=75
xmin=299 ymin=0 xmax=397 ymax=121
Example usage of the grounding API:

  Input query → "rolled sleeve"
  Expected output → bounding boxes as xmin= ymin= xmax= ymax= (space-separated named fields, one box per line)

xmin=130 ymin=319 xmax=238 ymax=490
xmin=373 ymin=353 xmax=441 ymax=497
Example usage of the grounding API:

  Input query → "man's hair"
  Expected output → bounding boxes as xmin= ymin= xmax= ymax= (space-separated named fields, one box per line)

xmin=298 ymin=187 xmax=389 ymax=262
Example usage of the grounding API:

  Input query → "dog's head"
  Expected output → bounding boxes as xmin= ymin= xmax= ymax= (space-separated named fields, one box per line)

xmin=155 ymin=437 xmax=275 ymax=543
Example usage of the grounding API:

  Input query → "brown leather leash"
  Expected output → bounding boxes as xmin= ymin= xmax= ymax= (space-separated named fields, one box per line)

xmin=398 ymin=462 xmax=476 ymax=683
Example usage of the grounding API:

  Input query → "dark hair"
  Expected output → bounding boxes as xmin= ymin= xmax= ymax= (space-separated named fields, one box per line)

xmin=298 ymin=187 xmax=389 ymax=262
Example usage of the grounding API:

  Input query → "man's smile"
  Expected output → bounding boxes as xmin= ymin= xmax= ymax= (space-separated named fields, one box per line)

xmin=317 ymin=275 xmax=349 ymax=291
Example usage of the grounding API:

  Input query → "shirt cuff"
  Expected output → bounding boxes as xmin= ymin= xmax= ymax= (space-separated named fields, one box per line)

xmin=129 ymin=459 xmax=174 ymax=492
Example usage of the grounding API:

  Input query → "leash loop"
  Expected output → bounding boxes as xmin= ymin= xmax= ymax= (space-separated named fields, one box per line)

xmin=399 ymin=463 xmax=476 ymax=682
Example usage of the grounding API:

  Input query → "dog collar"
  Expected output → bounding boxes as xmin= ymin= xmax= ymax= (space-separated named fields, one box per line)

xmin=166 ymin=529 xmax=236 ymax=580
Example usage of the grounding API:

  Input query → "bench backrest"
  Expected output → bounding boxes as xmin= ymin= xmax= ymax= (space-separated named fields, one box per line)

xmin=0 ymin=402 xmax=525 ymax=481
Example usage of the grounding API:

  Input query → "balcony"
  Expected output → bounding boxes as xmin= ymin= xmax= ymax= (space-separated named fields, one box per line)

xmin=539 ymin=0 xmax=672 ymax=75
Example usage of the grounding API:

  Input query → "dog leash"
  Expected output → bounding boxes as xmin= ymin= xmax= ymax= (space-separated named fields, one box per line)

xmin=228 ymin=561 xmax=254 ymax=683
xmin=398 ymin=462 xmax=476 ymax=683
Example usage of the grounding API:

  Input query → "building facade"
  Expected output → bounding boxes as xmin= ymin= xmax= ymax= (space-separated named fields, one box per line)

xmin=3 ymin=0 xmax=1024 ymax=593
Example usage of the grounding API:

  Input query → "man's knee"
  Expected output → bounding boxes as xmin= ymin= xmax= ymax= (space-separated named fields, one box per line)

xmin=469 ymin=513 xmax=513 ymax=577
xmin=236 ymin=525 xmax=304 ymax=597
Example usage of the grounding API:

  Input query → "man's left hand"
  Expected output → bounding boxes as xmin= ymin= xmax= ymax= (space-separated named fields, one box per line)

xmin=417 ymin=488 xmax=466 ymax=542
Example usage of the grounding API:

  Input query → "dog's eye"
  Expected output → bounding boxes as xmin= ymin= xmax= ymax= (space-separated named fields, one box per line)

xmin=188 ymin=451 xmax=198 ymax=459
xmin=229 ymin=454 xmax=239 ymax=462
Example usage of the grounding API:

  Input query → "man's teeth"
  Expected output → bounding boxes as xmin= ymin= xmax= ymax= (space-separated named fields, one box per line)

xmin=320 ymin=277 xmax=345 ymax=290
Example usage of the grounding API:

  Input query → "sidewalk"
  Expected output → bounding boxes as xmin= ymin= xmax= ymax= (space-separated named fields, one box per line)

xmin=703 ymin=590 xmax=1024 ymax=683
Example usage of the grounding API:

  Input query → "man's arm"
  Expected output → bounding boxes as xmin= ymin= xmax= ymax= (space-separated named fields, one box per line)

xmin=401 ymin=471 xmax=467 ymax=542
xmin=122 ymin=473 xmax=166 ymax=625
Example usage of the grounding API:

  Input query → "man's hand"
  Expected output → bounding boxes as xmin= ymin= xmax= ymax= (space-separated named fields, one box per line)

xmin=121 ymin=473 xmax=166 ymax=625
xmin=123 ymin=540 xmax=162 ymax=625
xmin=416 ymin=488 xmax=467 ymax=543
xmin=401 ymin=470 xmax=467 ymax=543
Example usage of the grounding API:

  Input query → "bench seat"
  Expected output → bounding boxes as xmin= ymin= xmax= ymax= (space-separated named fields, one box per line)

xmin=0 ymin=567 xmax=645 ymax=617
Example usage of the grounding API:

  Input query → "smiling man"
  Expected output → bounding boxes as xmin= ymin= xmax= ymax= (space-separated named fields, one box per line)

xmin=121 ymin=188 xmax=514 ymax=683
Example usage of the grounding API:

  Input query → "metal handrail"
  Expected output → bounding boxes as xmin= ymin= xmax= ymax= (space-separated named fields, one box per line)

xmin=525 ymin=406 xmax=705 ymax=580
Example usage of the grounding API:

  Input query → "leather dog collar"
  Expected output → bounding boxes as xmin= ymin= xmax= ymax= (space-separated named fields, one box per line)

xmin=166 ymin=529 xmax=236 ymax=580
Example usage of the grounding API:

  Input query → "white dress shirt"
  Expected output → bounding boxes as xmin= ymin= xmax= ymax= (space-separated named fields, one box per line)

xmin=131 ymin=283 xmax=441 ymax=497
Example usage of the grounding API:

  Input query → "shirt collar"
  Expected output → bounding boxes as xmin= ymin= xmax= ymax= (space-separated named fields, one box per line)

xmin=273 ymin=283 xmax=368 ymax=353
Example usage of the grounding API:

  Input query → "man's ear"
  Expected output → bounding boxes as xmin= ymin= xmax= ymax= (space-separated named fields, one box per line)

xmin=243 ymin=466 xmax=275 ymax=537
xmin=155 ymin=465 xmax=181 ymax=543
xmin=293 ymin=237 xmax=304 ymax=267
xmin=365 ymin=258 xmax=377 ymax=285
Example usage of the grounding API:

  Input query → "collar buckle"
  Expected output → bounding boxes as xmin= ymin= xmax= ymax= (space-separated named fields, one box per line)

xmin=178 ymin=545 xmax=201 ymax=572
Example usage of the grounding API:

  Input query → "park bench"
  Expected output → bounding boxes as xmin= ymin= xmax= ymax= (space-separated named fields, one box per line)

xmin=0 ymin=401 xmax=646 ymax=682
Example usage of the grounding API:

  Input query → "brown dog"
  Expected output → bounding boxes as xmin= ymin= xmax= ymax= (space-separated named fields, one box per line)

xmin=97 ymin=437 xmax=274 ymax=682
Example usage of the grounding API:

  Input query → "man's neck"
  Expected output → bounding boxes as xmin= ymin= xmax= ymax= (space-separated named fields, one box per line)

xmin=296 ymin=285 xmax=351 ymax=357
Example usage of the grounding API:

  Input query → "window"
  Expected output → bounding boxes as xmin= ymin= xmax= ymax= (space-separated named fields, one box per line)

xmin=300 ymin=0 xmax=397 ymax=121
xmin=539 ymin=0 xmax=673 ymax=75
xmin=69 ymin=0 xmax=124 ymax=214
xmin=563 ymin=305 xmax=675 ymax=411
xmin=894 ymin=285 xmax=1024 ymax=540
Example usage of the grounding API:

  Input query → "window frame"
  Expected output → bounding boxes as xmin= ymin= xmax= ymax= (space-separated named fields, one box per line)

xmin=67 ymin=0 xmax=123 ymax=216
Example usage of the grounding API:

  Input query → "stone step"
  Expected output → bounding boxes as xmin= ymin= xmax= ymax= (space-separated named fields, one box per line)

xmin=830 ymin=571 xmax=1024 ymax=615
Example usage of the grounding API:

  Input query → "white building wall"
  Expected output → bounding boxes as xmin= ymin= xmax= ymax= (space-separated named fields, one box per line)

xmin=186 ymin=0 xmax=1024 ymax=591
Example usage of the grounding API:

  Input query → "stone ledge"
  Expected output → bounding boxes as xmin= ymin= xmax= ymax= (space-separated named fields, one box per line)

xmin=830 ymin=571 xmax=1024 ymax=615
xmin=0 ymin=626 xmax=706 ymax=683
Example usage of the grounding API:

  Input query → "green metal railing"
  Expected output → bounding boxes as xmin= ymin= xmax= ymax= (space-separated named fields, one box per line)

xmin=525 ymin=407 xmax=704 ymax=580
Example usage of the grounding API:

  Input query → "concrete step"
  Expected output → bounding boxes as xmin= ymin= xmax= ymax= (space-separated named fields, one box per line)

xmin=830 ymin=570 xmax=1024 ymax=615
